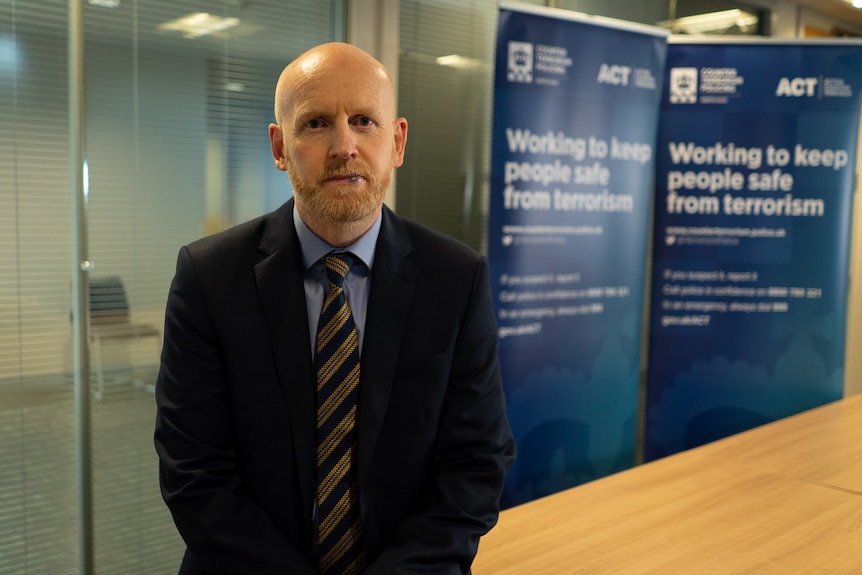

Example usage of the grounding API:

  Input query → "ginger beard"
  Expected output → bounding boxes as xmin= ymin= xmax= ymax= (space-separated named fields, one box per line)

xmin=285 ymin=153 xmax=394 ymax=225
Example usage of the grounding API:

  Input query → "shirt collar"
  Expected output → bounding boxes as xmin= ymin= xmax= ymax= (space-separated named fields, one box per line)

xmin=293 ymin=204 xmax=381 ymax=271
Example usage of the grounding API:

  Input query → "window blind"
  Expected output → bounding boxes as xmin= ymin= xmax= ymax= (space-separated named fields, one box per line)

xmin=398 ymin=0 xmax=500 ymax=253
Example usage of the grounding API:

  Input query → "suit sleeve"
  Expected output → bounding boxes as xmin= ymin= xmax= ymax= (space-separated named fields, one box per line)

xmin=365 ymin=256 xmax=516 ymax=575
xmin=154 ymin=246 xmax=317 ymax=575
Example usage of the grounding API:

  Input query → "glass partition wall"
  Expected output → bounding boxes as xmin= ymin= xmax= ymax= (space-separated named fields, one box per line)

xmin=2 ymin=1 xmax=79 ymax=571
xmin=2 ymin=1 xmax=339 ymax=572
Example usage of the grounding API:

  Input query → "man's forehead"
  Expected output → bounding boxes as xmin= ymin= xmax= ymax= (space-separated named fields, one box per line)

xmin=289 ymin=79 xmax=391 ymax=116
xmin=292 ymin=97 xmax=384 ymax=119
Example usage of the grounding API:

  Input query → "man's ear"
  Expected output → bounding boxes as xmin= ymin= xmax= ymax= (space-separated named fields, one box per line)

xmin=268 ymin=123 xmax=288 ymax=171
xmin=392 ymin=118 xmax=408 ymax=168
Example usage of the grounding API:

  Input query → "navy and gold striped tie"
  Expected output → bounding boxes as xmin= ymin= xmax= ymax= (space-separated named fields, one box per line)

xmin=316 ymin=253 xmax=367 ymax=575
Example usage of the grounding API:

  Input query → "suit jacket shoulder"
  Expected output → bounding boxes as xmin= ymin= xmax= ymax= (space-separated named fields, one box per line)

xmin=378 ymin=205 xmax=486 ymax=274
xmin=183 ymin=201 xmax=294 ymax=270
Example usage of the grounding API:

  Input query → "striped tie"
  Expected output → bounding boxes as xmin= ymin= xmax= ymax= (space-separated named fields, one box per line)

xmin=316 ymin=253 xmax=367 ymax=575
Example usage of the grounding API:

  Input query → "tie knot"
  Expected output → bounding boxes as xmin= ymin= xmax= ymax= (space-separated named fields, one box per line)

xmin=323 ymin=253 xmax=353 ymax=287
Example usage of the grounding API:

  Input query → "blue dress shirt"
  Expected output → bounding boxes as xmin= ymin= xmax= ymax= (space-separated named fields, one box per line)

xmin=293 ymin=206 xmax=381 ymax=357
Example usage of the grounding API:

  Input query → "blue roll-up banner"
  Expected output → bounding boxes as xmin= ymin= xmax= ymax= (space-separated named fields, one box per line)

xmin=645 ymin=39 xmax=862 ymax=462
xmin=490 ymin=4 xmax=667 ymax=507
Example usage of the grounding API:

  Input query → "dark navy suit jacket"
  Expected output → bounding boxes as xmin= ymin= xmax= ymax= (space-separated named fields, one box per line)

xmin=154 ymin=199 xmax=515 ymax=574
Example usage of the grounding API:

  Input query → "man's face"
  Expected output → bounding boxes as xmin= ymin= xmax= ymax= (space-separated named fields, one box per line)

xmin=270 ymin=51 xmax=407 ymax=226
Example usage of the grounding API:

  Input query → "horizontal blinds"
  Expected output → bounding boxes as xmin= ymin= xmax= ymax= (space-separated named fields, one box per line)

xmin=398 ymin=0 xmax=499 ymax=252
xmin=0 ymin=3 xmax=78 ymax=574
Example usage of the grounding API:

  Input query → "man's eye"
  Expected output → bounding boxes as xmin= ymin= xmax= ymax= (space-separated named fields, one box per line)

xmin=307 ymin=119 xmax=324 ymax=129
xmin=355 ymin=117 xmax=374 ymax=127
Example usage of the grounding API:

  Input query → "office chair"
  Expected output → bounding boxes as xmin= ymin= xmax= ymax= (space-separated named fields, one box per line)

xmin=89 ymin=276 xmax=160 ymax=400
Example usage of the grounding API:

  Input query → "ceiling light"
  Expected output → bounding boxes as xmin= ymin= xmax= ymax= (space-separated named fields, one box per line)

xmin=158 ymin=13 xmax=240 ymax=39
xmin=659 ymin=9 xmax=759 ymax=34
xmin=436 ymin=54 xmax=482 ymax=69
xmin=88 ymin=0 xmax=120 ymax=7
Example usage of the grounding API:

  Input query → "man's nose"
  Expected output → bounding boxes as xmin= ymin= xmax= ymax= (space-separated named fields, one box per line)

xmin=330 ymin=124 xmax=358 ymax=160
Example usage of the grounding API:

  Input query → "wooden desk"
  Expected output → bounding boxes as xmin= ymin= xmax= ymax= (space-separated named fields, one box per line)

xmin=474 ymin=394 xmax=862 ymax=574
xmin=696 ymin=394 xmax=862 ymax=494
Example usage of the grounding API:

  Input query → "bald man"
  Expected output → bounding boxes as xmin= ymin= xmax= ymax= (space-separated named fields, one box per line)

xmin=154 ymin=43 xmax=515 ymax=575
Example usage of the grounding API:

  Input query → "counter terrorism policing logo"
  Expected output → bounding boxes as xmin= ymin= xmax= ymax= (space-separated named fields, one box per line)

xmin=507 ymin=41 xmax=573 ymax=87
xmin=670 ymin=68 xmax=698 ymax=103
xmin=508 ymin=42 xmax=534 ymax=83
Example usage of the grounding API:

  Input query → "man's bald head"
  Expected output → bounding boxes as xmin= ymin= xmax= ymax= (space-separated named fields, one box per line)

xmin=274 ymin=42 xmax=395 ymax=126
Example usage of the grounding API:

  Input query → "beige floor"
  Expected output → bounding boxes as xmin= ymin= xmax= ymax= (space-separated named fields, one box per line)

xmin=0 ymin=367 xmax=185 ymax=574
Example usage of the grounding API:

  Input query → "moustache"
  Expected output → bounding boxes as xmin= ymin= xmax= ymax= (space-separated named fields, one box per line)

xmin=320 ymin=164 xmax=373 ymax=182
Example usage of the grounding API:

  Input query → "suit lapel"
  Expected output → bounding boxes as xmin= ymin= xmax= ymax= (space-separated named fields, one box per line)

xmin=254 ymin=199 xmax=317 ymax=508
xmin=358 ymin=206 xmax=418 ymax=482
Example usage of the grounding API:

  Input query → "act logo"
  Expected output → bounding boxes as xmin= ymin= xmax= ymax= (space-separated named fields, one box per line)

xmin=669 ymin=67 xmax=698 ymax=103
xmin=775 ymin=77 xmax=818 ymax=97
xmin=597 ymin=63 xmax=631 ymax=86
xmin=507 ymin=41 xmax=533 ymax=83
